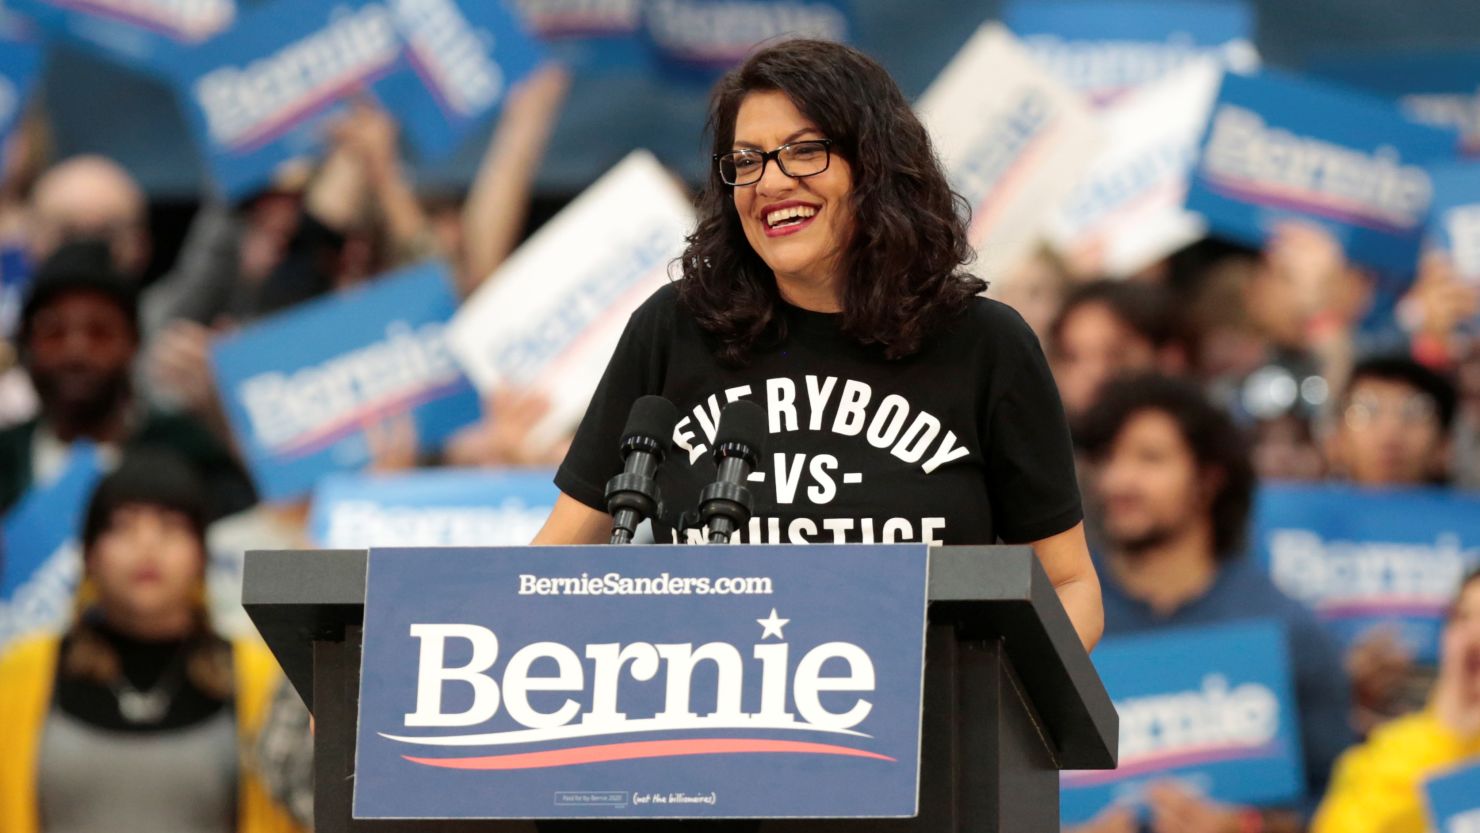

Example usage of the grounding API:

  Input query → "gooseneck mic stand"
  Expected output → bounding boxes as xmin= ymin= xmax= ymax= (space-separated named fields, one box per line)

xmin=698 ymin=400 xmax=768 ymax=544
xmin=605 ymin=395 xmax=679 ymax=545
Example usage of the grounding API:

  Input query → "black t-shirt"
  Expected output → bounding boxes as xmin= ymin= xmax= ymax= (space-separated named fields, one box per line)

xmin=556 ymin=284 xmax=1082 ymax=546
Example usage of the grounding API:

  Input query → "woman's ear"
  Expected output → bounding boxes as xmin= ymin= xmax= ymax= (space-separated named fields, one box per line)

xmin=1198 ymin=465 xmax=1226 ymax=508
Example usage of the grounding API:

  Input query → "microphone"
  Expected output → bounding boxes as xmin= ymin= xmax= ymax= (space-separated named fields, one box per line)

xmin=605 ymin=395 xmax=679 ymax=545
xmin=698 ymin=400 xmax=767 ymax=544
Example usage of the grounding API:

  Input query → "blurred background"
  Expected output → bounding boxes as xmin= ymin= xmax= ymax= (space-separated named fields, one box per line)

xmin=1 ymin=0 xmax=1480 ymax=832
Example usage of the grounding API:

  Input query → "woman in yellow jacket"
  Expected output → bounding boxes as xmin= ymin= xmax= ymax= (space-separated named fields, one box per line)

xmin=0 ymin=451 xmax=304 ymax=833
xmin=1313 ymin=567 xmax=1480 ymax=833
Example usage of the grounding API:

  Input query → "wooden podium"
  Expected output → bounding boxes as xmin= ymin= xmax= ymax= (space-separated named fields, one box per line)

xmin=243 ymin=546 xmax=1117 ymax=832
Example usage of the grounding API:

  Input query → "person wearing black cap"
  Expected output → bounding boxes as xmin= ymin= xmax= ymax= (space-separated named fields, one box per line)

xmin=0 ymin=450 xmax=303 ymax=833
xmin=0 ymin=240 xmax=255 ymax=519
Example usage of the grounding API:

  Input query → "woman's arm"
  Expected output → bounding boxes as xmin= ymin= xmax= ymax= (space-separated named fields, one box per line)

xmin=532 ymin=493 xmax=613 ymax=545
xmin=1029 ymin=521 xmax=1104 ymax=652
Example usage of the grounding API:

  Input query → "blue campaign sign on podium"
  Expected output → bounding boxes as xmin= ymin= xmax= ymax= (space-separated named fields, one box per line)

xmin=1185 ymin=70 xmax=1458 ymax=274
xmin=353 ymin=544 xmax=930 ymax=819
xmin=1060 ymin=619 xmax=1304 ymax=825
xmin=1426 ymin=759 xmax=1480 ymax=833
xmin=210 ymin=260 xmax=481 ymax=502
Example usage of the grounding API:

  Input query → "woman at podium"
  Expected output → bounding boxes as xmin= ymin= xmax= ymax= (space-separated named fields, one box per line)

xmin=534 ymin=39 xmax=1102 ymax=650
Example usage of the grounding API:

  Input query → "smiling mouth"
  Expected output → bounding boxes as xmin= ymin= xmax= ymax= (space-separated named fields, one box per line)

xmin=763 ymin=204 xmax=820 ymax=237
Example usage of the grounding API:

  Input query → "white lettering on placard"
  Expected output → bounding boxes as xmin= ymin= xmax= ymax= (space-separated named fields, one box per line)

xmin=387 ymin=616 xmax=877 ymax=743
xmin=1200 ymin=104 xmax=1434 ymax=231
xmin=235 ymin=321 xmax=463 ymax=453
xmin=1023 ymin=34 xmax=1257 ymax=100
xmin=323 ymin=500 xmax=550 ymax=547
xmin=193 ymin=3 xmax=400 ymax=148
xmin=1267 ymin=529 xmax=1478 ymax=613
xmin=645 ymin=0 xmax=846 ymax=62
xmin=951 ymin=89 xmax=1053 ymax=209
xmin=392 ymin=0 xmax=502 ymax=116
xmin=488 ymin=227 xmax=671 ymax=380
xmin=1116 ymin=674 xmax=1280 ymax=765
xmin=1445 ymin=204 xmax=1480 ymax=278
xmin=514 ymin=0 xmax=639 ymax=35
xmin=1402 ymin=91 xmax=1480 ymax=141
xmin=1449 ymin=808 xmax=1480 ymax=833
xmin=66 ymin=0 xmax=234 ymax=41
xmin=0 ymin=542 xmax=82 ymax=651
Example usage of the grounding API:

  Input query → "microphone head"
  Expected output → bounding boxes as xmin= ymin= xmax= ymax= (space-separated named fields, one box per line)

xmin=714 ymin=399 xmax=768 ymax=462
xmin=620 ymin=395 xmax=679 ymax=455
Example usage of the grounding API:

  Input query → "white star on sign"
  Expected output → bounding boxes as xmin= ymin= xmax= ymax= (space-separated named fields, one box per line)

xmin=757 ymin=609 xmax=790 ymax=640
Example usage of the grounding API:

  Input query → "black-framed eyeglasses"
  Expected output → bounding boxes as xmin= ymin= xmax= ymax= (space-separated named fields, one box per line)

xmin=714 ymin=139 xmax=833 ymax=186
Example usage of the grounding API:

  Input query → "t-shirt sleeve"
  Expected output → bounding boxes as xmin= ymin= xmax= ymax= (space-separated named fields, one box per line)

xmin=554 ymin=286 xmax=674 ymax=511
xmin=980 ymin=302 xmax=1083 ymax=543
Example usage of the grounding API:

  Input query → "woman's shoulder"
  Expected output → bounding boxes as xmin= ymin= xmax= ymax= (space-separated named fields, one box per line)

xmin=631 ymin=281 xmax=683 ymax=323
xmin=946 ymin=294 xmax=1043 ymax=356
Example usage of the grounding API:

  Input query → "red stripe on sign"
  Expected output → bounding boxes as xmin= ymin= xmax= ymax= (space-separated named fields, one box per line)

xmin=403 ymin=738 xmax=897 ymax=770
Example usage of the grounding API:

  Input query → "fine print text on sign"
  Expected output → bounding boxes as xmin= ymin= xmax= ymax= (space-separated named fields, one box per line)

xmin=354 ymin=544 xmax=930 ymax=819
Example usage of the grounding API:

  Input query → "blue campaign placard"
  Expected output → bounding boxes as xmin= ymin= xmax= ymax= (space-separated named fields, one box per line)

xmin=0 ymin=26 xmax=43 ymax=147
xmin=5 ymin=0 xmax=235 ymax=71
xmin=354 ymin=544 xmax=930 ymax=819
xmin=210 ymin=260 xmax=482 ymax=502
xmin=1004 ymin=0 xmax=1258 ymax=104
xmin=1251 ymin=483 xmax=1480 ymax=664
xmin=1426 ymin=759 xmax=1480 ymax=833
xmin=1306 ymin=50 xmax=1480 ymax=149
xmin=375 ymin=0 xmax=545 ymax=160
xmin=640 ymin=0 xmax=851 ymax=84
xmin=1185 ymin=70 xmax=1459 ymax=273
xmin=1061 ymin=619 xmax=1305 ymax=825
xmin=0 ymin=445 xmax=104 ymax=650
xmin=1426 ymin=160 xmax=1480 ymax=279
xmin=308 ymin=468 xmax=558 ymax=548
xmin=514 ymin=0 xmax=651 ymax=74
xmin=166 ymin=0 xmax=406 ymax=200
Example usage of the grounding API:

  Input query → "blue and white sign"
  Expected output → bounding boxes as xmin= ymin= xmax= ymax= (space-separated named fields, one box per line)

xmin=641 ymin=0 xmax=850 ymax=82
xmin=1185 ymin=70 xmax=1459 ymax=273
xmin=1306 ymin=50 xmax=1480 ymax=152
xmin=354 ymin=544 xmax=930 ymax=819
xmin=1252 ymin=483 xmax=1480 ymax=664
xmin=309 ymin=468 xmax=558 ymax=548
xmin=1426 ymin=759 xmax=1480 ymax=833
xmin=1427 ymin=161 xmax=1480 ymax=281
xmin=1003 ymin=0 xmax=1259 ymax=106
xmin=375 ymin=0 xmax=545 ymax=159
xmin=1061 ymin=619 xmax=1305 ymax=825
xmin=6 ymin=0 xmax=234 ymax=70
xmin=0 ymin=26 xmax=43 ymax=148
xmin=513 ymin=0 xmax=650 ymax=74
xmin=211 ymin=260 xmax=482 ymax=501
xmin=0 ymin=445 xmax=104 ymax=650
xmin=168 ymin=0 xmax=404 ymax=200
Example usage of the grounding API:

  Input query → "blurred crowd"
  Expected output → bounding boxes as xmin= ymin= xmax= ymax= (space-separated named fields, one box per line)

xmin=1 ymin=36 xmax=1479 ymax=833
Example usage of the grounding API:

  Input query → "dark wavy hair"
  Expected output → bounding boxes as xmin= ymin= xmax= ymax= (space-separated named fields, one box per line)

xmin=678 ymin=39 xmax=985 ymax=365
xmin=1075 ymin=374 xmax=1256 ymax=560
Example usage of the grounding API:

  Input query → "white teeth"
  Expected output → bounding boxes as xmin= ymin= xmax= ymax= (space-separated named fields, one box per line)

xmin=765 ymin=205 xmax=818 ymax=227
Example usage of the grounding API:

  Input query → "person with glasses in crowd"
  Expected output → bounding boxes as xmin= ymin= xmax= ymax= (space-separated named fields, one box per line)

xmin=532 ymin=39 xmax=1103 ymax=650
xmin=1321 ymin=355 xmax=1464 ymax=734
xmin=0 ymin=450 xmax=302 ymax=833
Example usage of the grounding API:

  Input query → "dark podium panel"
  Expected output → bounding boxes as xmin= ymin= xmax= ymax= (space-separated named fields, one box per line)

xmin=243 ymin=546 xmax=1118 ymax=833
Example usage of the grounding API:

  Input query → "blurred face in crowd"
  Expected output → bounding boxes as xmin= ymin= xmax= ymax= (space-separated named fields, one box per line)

xmin=87 ymin=503 xmax=203 ymax=630
xmin=25 ymin=291 xmax=137 ymax=432
xmin=1251 ymin=414 xmax=1325 ymax=482
xmin=1444 ymin=577 xmax=1480 ymax=689
xmin=1329 ymin=377 xmax=1447 ymax=486
xmin=1096 ymin=409 xmax=1215 ymax=554
xmin=29 ymin=156 xmax=150 ymax=277
xmin=730 ymin=90 xmax=854 ymax=308
xmin=1052 ymin=301 xmax=1159 ymax=419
